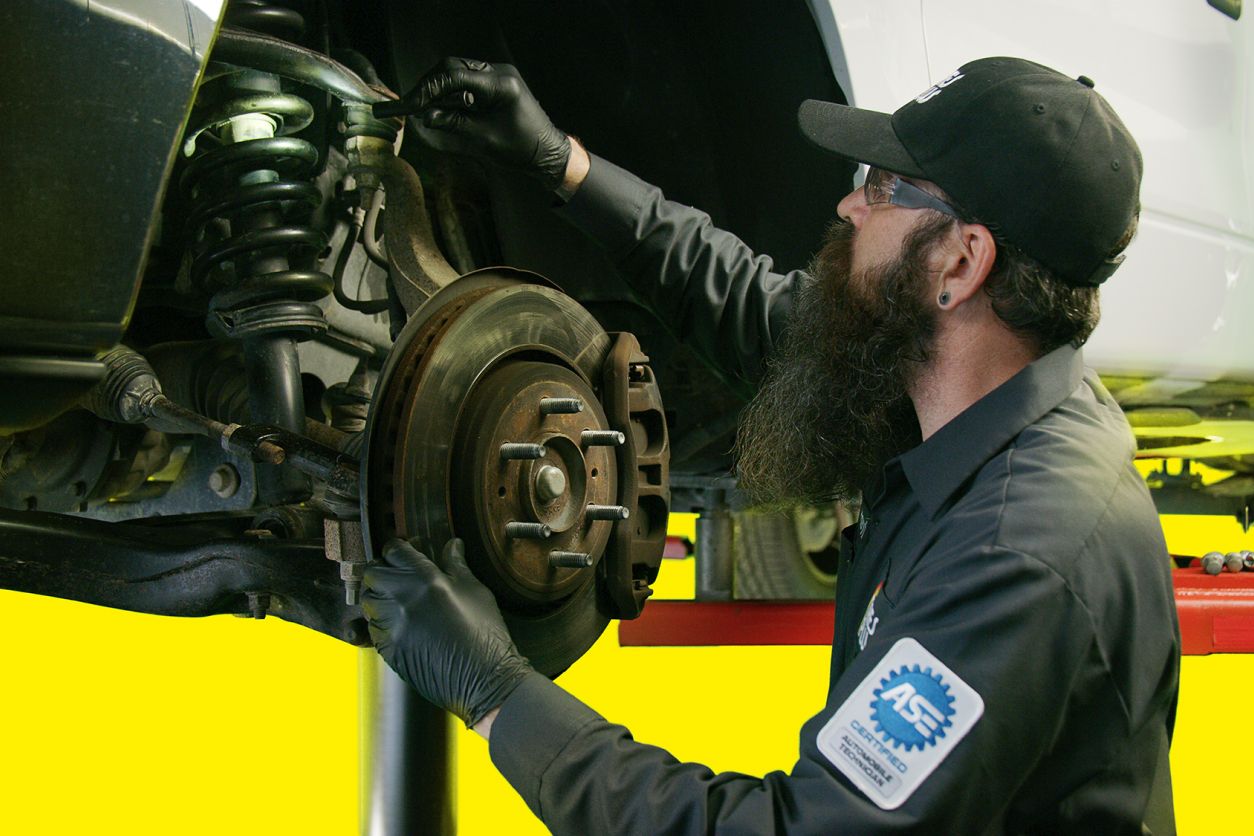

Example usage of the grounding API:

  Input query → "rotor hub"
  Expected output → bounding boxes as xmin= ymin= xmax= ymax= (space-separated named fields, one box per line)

xmin=453 ymin=360 xmax=617 ymax=605
xmin=361 ymin=270 xmax=670 ymax=675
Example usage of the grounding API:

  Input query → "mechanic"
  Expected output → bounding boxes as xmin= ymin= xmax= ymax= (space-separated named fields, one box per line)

xmin=363 ymin=57 xmax=1181 ymax=834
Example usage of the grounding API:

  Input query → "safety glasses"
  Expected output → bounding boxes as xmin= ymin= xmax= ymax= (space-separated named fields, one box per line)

xmin=863 ymin=167 xmax=961 ymax=219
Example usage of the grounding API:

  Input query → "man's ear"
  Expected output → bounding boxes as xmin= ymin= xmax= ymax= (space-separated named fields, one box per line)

xmin=935 ymin=222 xmax=997 ymax=308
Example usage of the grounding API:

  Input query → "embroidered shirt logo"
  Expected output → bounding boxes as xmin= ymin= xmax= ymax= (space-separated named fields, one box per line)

xmin=857 ymin=583 xmax=882 ymax=651
xmin=914 ymin=69 xmax=965 ymax=104
xmin=871 ymin=666 xmax=955 ymax=750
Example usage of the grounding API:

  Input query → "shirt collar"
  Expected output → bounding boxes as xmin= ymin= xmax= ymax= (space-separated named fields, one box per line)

xmin=898 ymin=344 xmax=1086 ymax=518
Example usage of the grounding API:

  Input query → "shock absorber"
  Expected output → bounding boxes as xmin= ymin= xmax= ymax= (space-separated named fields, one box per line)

xmin=180 ymin=5 xmax=330 ymax=503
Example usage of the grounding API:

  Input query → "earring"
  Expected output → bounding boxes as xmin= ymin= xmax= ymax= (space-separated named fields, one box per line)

xmin=938 ymin=290 xmax=952 ymax=307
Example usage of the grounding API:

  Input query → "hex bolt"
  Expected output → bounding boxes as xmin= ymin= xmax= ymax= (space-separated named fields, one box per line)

xmin=1225 ymin=552 xmax=1245 ymax=573
xmin=246 ymin=591 xmax=270 ymax=620
xmin=548 ymin=551 xmax=594 ymax=569
xmin=500 ymin=443 xmax=547 ymax=461
xmin=1201 ymin=551 xmax=1224 ymax=575
xmin=505 ymin=521 xmax=552 ymax=539
xmin=540 ymin=397 xmax=584 ymax=415
xmin=207 ymin=464 xmax=240 ymax=498
xmin=534 ymin=465 xmax=567 ymax=503
xmin=586 ymin=504 xmax=630 ymax=521
xmin=341 ymin=562 xmax=366 ymax=606
xmin=581 ymin=430 xmax=625 ymax=447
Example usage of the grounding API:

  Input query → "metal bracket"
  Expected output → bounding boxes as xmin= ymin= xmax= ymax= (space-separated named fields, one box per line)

xmin=0 ymin=508 xmax=366 ymax=645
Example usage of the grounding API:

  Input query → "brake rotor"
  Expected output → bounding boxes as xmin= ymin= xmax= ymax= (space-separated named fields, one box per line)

xmin=361 ymin=268 xmax=621 ymax=675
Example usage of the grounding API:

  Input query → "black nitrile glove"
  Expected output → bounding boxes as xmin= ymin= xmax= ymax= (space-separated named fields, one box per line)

xmin=373 ymin=57 xmax=571 ymax=191
xmin=361 ymin=537 xmax=533 ymax=727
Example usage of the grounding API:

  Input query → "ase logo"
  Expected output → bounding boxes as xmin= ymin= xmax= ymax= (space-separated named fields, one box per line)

xmin=870 ymin=665 xmax=956 ymax=751
xmin=818 ymin=639 xmax=983 ymax=809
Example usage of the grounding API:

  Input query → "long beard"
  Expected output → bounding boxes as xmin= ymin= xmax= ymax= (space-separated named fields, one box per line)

xmin=734 ymin=219 xmax=943 ymax=508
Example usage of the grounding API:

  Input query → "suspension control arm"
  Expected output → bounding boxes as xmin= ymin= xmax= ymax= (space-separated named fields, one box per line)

xmin=211 ymin=26 xmax=386 ymax=104
xmin=0 ymin=509 xmax=367 ymax=645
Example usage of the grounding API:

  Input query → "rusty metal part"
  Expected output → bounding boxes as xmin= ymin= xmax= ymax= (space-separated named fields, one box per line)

xmin=581 ymin=430 xmax=625 ymax=447
xmin=540 ymin=397 xmax=584 ymax=415
xmin=453 ymin=360 xmax=616 ymax=607
xmin=380 ymin=156 xmax=460 ymax=313
xmin=598 ymin=332 xmax=671 ymax=619
xmin=500 ymin=443 xmax=547 ymax=461
xmin=361 ymin=269 xmax=616 ymax=675
xmin=325 ymin=518 xmax=368 ymax=605
xmin=586 ymin=504 xmax=630 ymax=520
xmin=549 ymin=551 xmax=594 ymax=569
xmin=221 ymin=422 xmax=358 ymax=500
xmin=534 ymin=465 xmax=567 ymax=502
xmin=505 ymin=521 xmax=552 ymax=540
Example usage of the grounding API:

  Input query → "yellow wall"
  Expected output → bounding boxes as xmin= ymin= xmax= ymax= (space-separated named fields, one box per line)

xmin=1 ymin=511 xmax=1250 ymax=833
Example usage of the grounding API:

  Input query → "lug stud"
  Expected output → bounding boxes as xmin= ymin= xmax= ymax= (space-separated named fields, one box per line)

xmin=506 ymin=521 xmax=552 ymax=539
xmin=581 ymin=430 xmax=624 ymax=447
xmin=586 ymin=504 xmax=630 ymax=520
xmin=548 ymin=551 xmax=594 ymax=568
xmin=500 ymin=442 xmax=546 ymax=461
xmin=540 ymin=397 xmax=584 ymax=415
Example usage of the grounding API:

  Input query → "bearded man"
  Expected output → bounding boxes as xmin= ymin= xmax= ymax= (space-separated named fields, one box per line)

xmin=364 ymin=57 xmax=1180 ymax=834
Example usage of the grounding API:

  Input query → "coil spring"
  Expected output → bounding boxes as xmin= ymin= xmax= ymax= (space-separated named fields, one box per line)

xmin=179 ymin=90 xmax=333 ymax=340
xmin=224 ymin=0 xmax=306 ymax=41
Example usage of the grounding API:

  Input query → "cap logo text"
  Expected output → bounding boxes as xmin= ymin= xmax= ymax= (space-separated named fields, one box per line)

xmin=915 ymin=70 xmax=965 ymax=104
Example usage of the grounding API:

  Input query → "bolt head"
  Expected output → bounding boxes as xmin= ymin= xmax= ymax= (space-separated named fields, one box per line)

xmin=208 ymin=464 xmax=240 ymax=498
xmin=535 ymin=465 xmax=567 ymax=503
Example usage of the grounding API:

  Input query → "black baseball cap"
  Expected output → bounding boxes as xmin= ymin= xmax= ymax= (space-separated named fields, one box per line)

xmin=798 ymin=57 xmax=1142 ymax=287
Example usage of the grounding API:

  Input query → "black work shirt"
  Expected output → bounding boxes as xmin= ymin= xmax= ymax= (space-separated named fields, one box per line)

xmin=487 ymin=157 xmax=1181 ymax=834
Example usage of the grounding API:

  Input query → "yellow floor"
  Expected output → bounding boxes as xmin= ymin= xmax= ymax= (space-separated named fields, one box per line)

xmin=0 ymin=511 xmax=1250 ymax=833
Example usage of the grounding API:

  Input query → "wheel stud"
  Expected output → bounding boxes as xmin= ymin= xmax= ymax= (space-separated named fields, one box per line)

xmin=586 ymin=504 xmax=630 ymax=520
xmin=506 ymin=521 xmax=552 ymax=539
xmin=500 ymin=442 xmax=546 ymax=461
xmin=548 ymin=551 xmax=593 ymax=568
xmin=581 ymin=430 xmax=624 ymax=447
xmin=540 ymin=397 xmax=583 ymax=415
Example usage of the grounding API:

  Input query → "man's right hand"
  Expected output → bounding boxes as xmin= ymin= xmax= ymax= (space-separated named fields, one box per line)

xmin=373 ymin=58 xmax=572 ymax=192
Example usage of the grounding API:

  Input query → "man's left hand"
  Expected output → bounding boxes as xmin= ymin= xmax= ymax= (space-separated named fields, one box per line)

xmin=361 ymin=537 xmax=532 ymax=727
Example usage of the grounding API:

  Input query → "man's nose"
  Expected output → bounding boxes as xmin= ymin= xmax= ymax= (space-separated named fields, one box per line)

xmin=836 ymin=187 xmax=866 ymax=226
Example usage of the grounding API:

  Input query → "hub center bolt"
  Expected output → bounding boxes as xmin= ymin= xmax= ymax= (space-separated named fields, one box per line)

xmin=548 ymin=551 xmax=594 ymax=568
xmin=540 ymin=397 xmax=583 ymax=415
xmin=534 ymin=465 xmax=567 ymax=503
xmin=506 ymin=521 xmax=552 ymax=539
xmin=581 ymin=430 xmax=625 ymax=447
xmin=501 ymin=442 xmax=547 ymax=461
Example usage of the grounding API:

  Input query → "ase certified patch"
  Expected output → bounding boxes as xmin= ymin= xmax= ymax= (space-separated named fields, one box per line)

xmin=816 ymin=637 xmax=984 ymax=810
